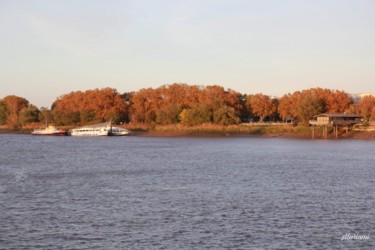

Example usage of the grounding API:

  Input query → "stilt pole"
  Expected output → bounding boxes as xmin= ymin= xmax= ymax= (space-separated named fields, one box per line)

xmin=325 ymin=125 xmax=328 ymax=139
xmin=335 ymin=125 xmax=338 ymax=138
xmin=312 ymin=126 xmax=315 ymax=139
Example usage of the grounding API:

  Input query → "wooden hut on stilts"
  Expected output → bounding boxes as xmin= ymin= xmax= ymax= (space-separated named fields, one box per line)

xmin=309 ymin=113 xmax=362 ymax=139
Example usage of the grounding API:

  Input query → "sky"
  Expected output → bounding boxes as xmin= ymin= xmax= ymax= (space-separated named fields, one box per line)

xmin=0 ymin=0 xmax=374 ymax=108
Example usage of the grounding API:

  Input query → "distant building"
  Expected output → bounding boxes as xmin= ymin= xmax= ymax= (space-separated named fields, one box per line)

xmin=350 ymin=93 xmax=375 ymax=103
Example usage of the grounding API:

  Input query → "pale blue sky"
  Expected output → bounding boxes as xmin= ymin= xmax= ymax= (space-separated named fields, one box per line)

xmin=1 ymin=0 xmax=374 ymax=108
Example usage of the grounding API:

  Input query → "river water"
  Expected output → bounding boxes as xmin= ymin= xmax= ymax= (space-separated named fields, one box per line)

xmin=0 ymin=134 xmax=374 ymax=249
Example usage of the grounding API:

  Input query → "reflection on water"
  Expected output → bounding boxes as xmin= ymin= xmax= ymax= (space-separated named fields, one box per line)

xmin=0 ymin=134 xmax=374 ymax=249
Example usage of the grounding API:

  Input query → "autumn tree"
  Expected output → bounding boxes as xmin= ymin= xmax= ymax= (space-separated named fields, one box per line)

xmin=2 ymin=95 xmax=29 ymax=128
xmin=1 ymin=84 xmax=361 ymax=128
xmin=225 ymin=89 xmax=245 ymax=121
xmin=278 ymin=94 xmax=294 ymax=122
xmin=277 ymin=88 xmax=352 ymax=124
xmin=129 ymin=84 xmax=242 ymax=125
xmin=200 ymin=85 xmax=227 ymax=109
xmin=356 ymin=96 xmax=375 ymax=122
xmin=246 ymin=94 xmax=275 ymax=122
xmin=159 ymin=84 xmax=194 ymax=108
xmin=278 ymin=91 xmax=302 ymax=122
xmin=129 ymin=88 xmax=162 ymax=123
xmin=325 ymin=90 xmax=351 ymax=113
xmin=200 ymin=86 xmax=244 ymax=124
xmin=52 ymin=88 xmax=126 ymax=125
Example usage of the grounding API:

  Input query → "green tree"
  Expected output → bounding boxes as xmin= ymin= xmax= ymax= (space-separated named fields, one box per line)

xmin=121 ymin=92 xmax=133 ymax=123
xmin=19 ymin=104 xmax=40 ymax=125
xmin=0 ymin=101 xmax=7 ymax=125
xmin=213 ymin=105 xmax=240 ymax=125
xmin=107 ymin=109 xmax=124 ymax=124
xmin=39 ymin=107 xmax=52 ymax=124
xmin=297 ymin=95 xmax=326 ymax=124
xmin=180 ymin=105 xmax=212 ymax=126
xmin=52 ymin=110 xmax=80 ymax=125
xmin=156 ymin=104 xmax=179 ymax=125
xmin=80 ymin=110 xmax=95 ymax=124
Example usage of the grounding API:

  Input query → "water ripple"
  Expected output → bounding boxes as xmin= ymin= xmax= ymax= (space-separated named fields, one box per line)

xmin=0 ymin=135 xmax=374 ymax=249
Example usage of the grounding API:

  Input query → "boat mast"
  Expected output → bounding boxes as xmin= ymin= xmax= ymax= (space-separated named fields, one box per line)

xmin=109 ymin=120 xmax=113 ymax=136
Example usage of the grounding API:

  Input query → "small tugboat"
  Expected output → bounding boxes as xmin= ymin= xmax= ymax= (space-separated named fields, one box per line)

xmin=32 ymin=125 xmax=67 ymax=136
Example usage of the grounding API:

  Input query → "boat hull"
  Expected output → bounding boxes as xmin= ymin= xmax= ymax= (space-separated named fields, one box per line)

xmin=31 ymin=125 xmax=67 ymax=136
xmin=70 ymin=131 xmax=108 ymax=136
xmin=32 ymin=131 xmax=67 ymax=136
xmin=109 ymin=127 xmax=130 ymax=136
xmin=70 ymin=128 xmax=109 ymax=136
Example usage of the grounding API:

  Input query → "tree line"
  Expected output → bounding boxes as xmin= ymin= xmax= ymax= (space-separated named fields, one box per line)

xmin=1 ymin=84 xmax=375 ymax=128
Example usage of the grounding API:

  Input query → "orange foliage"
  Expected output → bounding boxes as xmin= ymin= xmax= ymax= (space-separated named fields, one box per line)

xmin=52 ymin=88 xmax=126 ymax=124
xmin=277 ymin=88 xmax=352 ymax=122
xmin=129 ymin=83 xmax=243 ymax=124
xmin=356 ymin=96 xmax=375 ymax=121
xmin=2 ymin=95 xmax=30 ymax=128
xmin=246 ymin=94 xmax=276 ymax=121
xmin=2 ymin=95 xmax=29 ymax=116
xmin=1 ymin=84 xmax=360 ymax=127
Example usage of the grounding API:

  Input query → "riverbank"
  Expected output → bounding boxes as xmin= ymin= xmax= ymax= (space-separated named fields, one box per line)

xmin=125 ymin=123 xmax=375 ymax=140
xmin=2 ymin=123 xmax=375 ymax=139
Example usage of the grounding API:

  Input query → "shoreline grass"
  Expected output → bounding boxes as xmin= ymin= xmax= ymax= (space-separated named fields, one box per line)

xmin=123 ymin=123 xmax=312 ymax=137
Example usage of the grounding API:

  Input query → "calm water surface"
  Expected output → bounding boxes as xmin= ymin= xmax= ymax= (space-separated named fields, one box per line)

xmin=0 ymin=134 xmax=374 ymax=249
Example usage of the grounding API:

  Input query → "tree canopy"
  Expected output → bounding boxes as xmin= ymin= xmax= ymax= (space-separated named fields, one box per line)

xmin=1 ymin=84 xmax=374 ymax=128
xmin=51 ymin=88 xmax=127 ymax=125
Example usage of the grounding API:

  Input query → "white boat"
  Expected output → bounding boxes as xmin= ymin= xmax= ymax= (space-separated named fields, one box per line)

xmin=70 ymin=122 xmax=110 ymax=136
xmin=70 ymin=122 xmax=130 ymax=136
xmin=32 ymin=125 xmax=67 ymax=136
xmin=110 ymin=126 xmax=131 ymax=136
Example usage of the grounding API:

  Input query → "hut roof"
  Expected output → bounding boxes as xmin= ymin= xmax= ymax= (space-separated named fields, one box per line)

xmin=313 ymin=113 xmax=362 ymax=118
